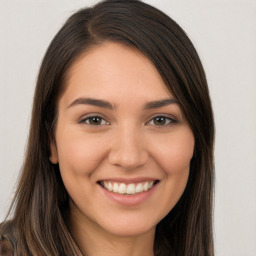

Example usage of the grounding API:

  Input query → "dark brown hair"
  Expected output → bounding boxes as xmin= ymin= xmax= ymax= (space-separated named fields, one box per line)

xmin=0 ymin=0 xmax=215 ymax=255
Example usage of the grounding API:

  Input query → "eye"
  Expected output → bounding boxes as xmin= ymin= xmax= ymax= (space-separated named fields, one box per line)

xmin=79 ymin=116 xmax=110 ymax=126
xmin=147 ymin=116 xmax=176 ymax=126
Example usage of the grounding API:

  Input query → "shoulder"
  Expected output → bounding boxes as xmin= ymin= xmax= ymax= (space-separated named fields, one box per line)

xmin=0 ymin=235 xmax=13 ymax=256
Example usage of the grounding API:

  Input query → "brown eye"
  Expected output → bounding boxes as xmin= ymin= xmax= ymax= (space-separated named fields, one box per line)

xmin=148 ymin=116 xmax=176 ymax=126
xmin=88 ymin=117 xmax=102 ymax=125
xmin=81 ymin=116 xmax=110 ymax=126
xmin=153 ymin=116 xmax=167 ymax=125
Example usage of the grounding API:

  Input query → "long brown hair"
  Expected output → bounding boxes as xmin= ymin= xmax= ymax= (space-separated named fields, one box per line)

xmin=1 ymin=0 xmax=215 ymax=255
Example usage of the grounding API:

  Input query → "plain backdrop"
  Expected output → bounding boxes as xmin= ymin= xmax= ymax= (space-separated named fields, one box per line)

xmin=0 ymin=0 xmax=255 ymax=255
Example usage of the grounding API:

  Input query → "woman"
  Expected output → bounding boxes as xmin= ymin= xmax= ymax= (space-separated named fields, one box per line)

xmin=0 ymin=0 xmax=215 ymax=255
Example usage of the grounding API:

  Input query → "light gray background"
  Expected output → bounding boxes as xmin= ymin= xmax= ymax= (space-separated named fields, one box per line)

xmin=0 ymin=0 xmax=255 ymax=255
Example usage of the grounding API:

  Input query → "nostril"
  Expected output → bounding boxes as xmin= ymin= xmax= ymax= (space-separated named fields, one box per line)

xmin=108 ymin=133 xmax=148 ymax=169
xmin=108 ymin=149 xmax=148 ymax=170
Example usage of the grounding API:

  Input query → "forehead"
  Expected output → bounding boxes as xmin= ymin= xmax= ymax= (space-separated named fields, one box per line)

xmin=62 ymin=42 xmax=174 ymax=106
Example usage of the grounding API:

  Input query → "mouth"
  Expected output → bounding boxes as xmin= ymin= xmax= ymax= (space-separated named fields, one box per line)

xmin=97 ymin=180 xmax=159 ymax=195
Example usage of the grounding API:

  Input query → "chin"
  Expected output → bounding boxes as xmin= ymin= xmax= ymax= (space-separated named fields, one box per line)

xmin=95 ymin=212 xmax=158 ymax=238
xmin=104 ymin=223 xmax=155 ymax=238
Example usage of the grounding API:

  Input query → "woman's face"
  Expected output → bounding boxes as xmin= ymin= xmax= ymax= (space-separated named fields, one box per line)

xmin=50 ymin=42 xmax=194 ymax=237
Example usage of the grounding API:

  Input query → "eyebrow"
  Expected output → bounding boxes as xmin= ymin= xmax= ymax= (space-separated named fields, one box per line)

xmin=67 ymin=97 xmax=179 ymax=110
xmin=68 ymin=97 xmax=115 ymax=109
xmin=144 ymin=98 xmax=179 ymax=109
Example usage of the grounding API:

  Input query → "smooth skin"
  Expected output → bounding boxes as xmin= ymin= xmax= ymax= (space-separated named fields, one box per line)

xmin=50 ymin=42 xmax=195 ymax=256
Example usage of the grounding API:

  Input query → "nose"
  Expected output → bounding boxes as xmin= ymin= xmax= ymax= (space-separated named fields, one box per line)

xmin=108 ymin=125 xmax=148 ymax=170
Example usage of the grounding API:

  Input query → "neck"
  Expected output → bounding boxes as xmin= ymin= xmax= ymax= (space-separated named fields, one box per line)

xmin=68 ymin=202 xmax=155 ymax=256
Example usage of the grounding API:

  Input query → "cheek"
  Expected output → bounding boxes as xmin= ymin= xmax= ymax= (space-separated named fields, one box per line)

xmin=56 ymin=130 xmax=109 ymax=176
xmin=150 ymin=129 xmax=194 ymax=175
xmin=150 ymin=129 xmax=194 ymax=215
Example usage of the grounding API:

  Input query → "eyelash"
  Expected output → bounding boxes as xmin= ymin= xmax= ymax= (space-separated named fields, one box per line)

xmin=78 ymin=114 xmax=177 ymax=127
xmin=147 ymin=115 xmax=177 ymax=126
xmin=78 ymin=114 xmax=110 ymax=126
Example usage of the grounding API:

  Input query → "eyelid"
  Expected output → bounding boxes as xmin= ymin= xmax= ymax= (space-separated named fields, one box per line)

xmin=77 ymin=113 xmax=178 ymax=126
xmin=78 ymin=113 xmax=110 ymax=125
xmin=146 ymin=114 xmax=178 ymax=126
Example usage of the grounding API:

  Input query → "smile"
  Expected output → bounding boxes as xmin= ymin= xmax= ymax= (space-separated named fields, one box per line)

xmin=98 ymin=180 xmax=159 ymax=195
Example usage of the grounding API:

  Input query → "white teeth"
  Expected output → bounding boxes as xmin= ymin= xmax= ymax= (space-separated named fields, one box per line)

xmin=103 ymin=181 xmax=108 ymax=189
xmin=143 ymin=182 xmax=149 ymax=191
xmin=106 ymin=182 xmax=113 ymax=191
xmin=127 ymin=184 xmax=136 ymax=195
xmin=101 ymin=181 xmax=156 ymax=195
xmin=113 ymin=182 xmax=119 ymax=192
xmin=135 ymin=183 xmax=143 ymax=193
xmin=118 ymin=183 xmax=127 ymax=194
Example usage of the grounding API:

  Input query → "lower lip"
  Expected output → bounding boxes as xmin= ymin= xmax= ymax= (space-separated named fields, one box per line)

xmin=98 ymin=183 xmax=159 ymax=206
